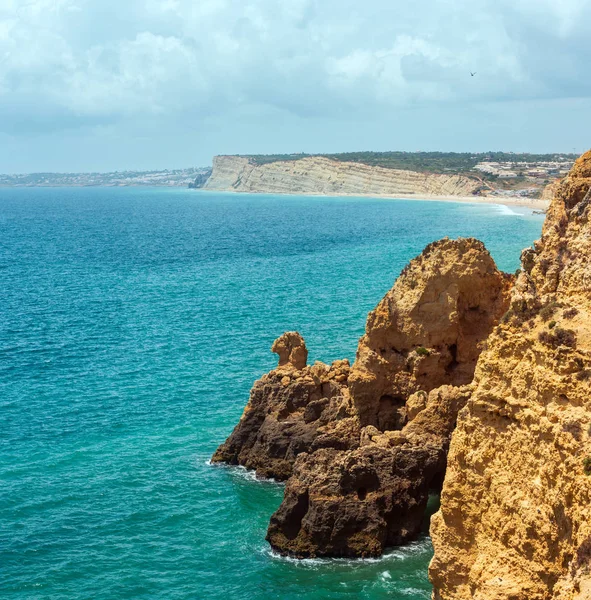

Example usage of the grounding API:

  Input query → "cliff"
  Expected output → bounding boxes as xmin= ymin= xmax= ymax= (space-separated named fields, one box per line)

xmin=349 ymin=237 xmax=513 ymax=428
xmin=430 ymin=151 xmax=591 ymax=599
xmin=213 ymin=238 xmax=512 ymax=557
xmin=540 ymin=179 xmax=561 ymax=202
xmin=188 ymin=169 xmax=212 ymax=189
xmin=204 ymin=155 xmax=482 ymax=197
xmin=210 ymin=150 xmax=591 ymax=591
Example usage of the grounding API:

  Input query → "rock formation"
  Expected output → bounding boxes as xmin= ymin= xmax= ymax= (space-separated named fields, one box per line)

xmin=267 ymin=384 xmax=472 ymax=558
xmin=271 ymin=332 xmax=308 ymax=370
xmin=211 ymin=332 xmax=357 ymax=481
xmin=204 ymin=155 xmax=482 ymax=197
xmin=210 ymin=149 xmax=591 ymax=589
xmin=349 ymin=237 xmax=514 ymax=428
xmin=430 ymin=150 xmax=591 ymax=599
xmin=540 ymin=178 xmax=561 ymax=203
xmin=188 ymin=169 xmax=212 ymax=189
xmin=213 ymin=238 xmax=512 ymax=556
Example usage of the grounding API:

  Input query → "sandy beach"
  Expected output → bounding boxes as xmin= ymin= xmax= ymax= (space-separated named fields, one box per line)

xmin=207 ymin=188 xmax=550 ymax=211
xmin=333 ymin=191 xmax=550 ymax=210
xmin=372 ymin=194 xmax=550 ymax=211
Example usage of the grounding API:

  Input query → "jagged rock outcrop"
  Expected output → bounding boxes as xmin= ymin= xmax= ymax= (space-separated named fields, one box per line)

xmin=213 ymin=238 xmax=513 ymax=557
xmin=430 ymin=150 xmax=591 ymax=600
xmin=271 ymin=332 xmax=308 ymax=370
xmin=211 ymin=332 xmax=358 ymax=480
xmin=205 ymin=156 xmax=481 ymax=197
xmin=267 ymin=385 xmax=471 ymax=557
xmin=188 ymin=168 xmax=212 ymax=189
xmin=349 ymin=237 xmax=514 ymax=428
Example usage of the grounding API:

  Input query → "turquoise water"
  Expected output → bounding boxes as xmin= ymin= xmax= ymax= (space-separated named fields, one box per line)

xmin=1 ymin=188 xmax=543 ymax=599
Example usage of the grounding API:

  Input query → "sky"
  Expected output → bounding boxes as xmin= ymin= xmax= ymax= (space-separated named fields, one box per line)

xmin=1 ymin=0 xmax=591 ymax=172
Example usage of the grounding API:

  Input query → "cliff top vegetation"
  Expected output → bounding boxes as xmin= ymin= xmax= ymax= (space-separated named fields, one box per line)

xmin=237 ymin=151 xmax=577 ymax=177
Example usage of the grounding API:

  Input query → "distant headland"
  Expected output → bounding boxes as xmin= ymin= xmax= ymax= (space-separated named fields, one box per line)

xmin=0 ymin=167 xmax=212 ymax=188
xmin=203 ymin=151 xmax=576 ymax=209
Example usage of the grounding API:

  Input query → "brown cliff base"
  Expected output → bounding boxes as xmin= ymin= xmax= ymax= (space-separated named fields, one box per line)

xmin=430 ymin=150 xmax=591 ymax=600
xmin=267 ymin=384 xmax=471 ymax=557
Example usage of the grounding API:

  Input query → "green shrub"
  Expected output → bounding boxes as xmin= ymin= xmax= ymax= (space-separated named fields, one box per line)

xmin=584 ymin=457 xmax=591 ymax=476
xmin=416 ymin=346 xmax=430 ymax=357
xmin=501 ymin=310 xmax=514 ymax=324
xmin=538 ymin=331 xmax=552 ymax=345
xmin=555 ymin=328 xmax=577 ymax=347
xmin=548 ymin=320 xmax=557 ymax=329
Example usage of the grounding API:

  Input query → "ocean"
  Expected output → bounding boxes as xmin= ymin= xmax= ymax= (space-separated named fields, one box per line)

xmin=0 ymin=188 xmax=544 ymax=599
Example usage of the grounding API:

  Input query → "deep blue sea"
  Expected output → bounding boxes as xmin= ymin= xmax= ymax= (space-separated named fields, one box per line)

xmin=0 ymin=188 xmax=544 ymax=599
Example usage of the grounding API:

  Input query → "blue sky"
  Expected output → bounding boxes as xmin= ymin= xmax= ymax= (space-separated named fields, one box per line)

xmin=1 ymin=0 xmax=590 ymax=172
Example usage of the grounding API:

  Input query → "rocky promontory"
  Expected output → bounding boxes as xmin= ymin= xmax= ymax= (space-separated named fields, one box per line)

xmin=211 ymin=332 xmax=356 ymax=481
xmin=213 ymin=237 xmax=512 ymax=557
xmin=211 ymin=150 xmax=591 ymax=597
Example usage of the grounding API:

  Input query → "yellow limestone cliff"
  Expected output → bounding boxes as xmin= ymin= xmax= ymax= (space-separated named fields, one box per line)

xmin=430 ymin=150 xmax=591 ymax=599
xmin=204 ymin=155 xmax=481 ymax=197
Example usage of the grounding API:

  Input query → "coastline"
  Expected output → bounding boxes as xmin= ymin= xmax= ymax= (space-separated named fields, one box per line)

xmin=329 ymin=191 xmax=549 ymax=210
xmin=4 ymin=184 xmax=548 ymax=600
xmin=199 ymin=188 xmax=550 ymax=211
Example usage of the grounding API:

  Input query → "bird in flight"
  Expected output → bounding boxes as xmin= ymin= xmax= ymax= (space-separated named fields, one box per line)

xmin=470 ymin=71 xmax=476 ymax=76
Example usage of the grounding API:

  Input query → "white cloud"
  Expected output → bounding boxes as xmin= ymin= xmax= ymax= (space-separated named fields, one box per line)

xmin=0 ymin=0 xmax=589 ymax=134
xmin=0 ymin=0 xmax=589 ymax=173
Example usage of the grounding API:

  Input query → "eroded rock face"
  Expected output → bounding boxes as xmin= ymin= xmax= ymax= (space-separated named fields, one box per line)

xmin=205 ymin=155 xmax=482 ymax=197
xmin=267 ymin=385 xmax=471 ymax=557
xmin=271 ymin=331 xmax=308 ymax=370
xmin=266 ymin=444 xmax=442 ymax=558
xmin=213 ymin=237 xmax=512 ymax=557
xmin=211 ymin=333 xmax=357 ymax=480
xmin=349 ymin=237 xmax=513 ymax=428
xmin=430 ymin=151 xmax=591 ymax=600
